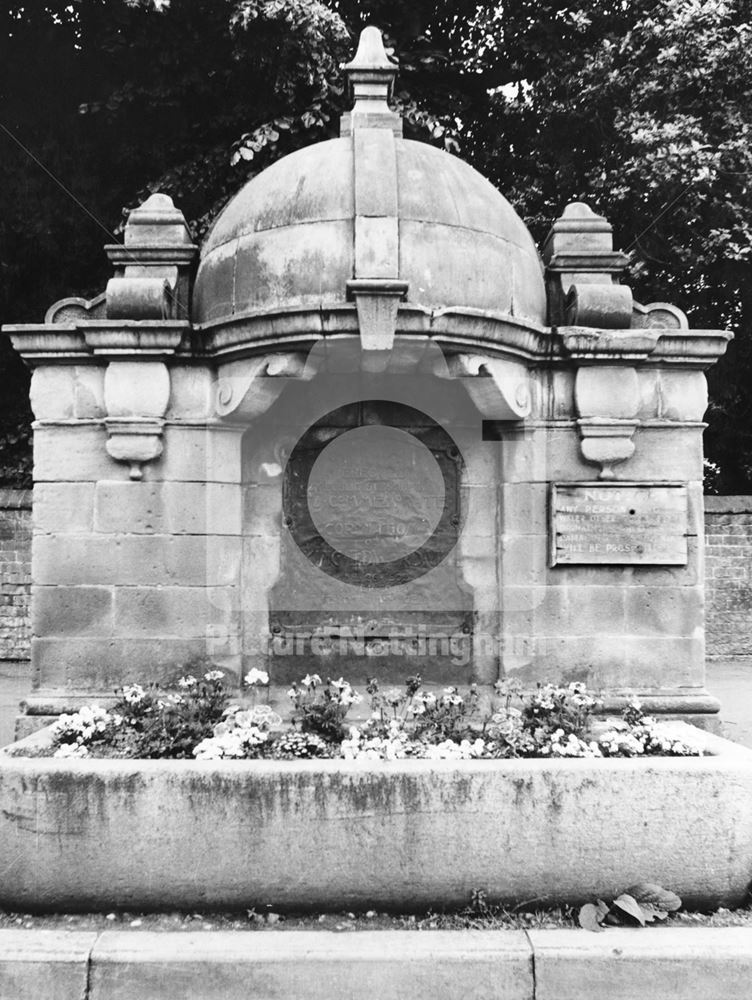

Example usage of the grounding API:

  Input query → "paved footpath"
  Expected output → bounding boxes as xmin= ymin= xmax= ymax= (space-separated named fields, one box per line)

xmin=2 ymin=926 xmax=752 ymax=1000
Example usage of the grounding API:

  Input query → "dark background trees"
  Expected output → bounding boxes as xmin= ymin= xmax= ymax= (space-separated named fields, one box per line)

xmin=1 ymin=0 xmax=750 ymax=490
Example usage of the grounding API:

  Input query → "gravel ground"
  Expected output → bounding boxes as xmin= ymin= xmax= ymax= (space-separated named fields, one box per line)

xmin=1 ymin=905 xmax=751 ymax=933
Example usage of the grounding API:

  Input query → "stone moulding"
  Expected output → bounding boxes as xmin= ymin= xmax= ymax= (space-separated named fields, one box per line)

xmin=5 ymin=313 xmax=732 ymax=370
xmin=0 ymin=727 xmax=750 ymax=913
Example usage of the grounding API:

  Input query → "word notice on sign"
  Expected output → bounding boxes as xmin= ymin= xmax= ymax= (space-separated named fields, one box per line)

xmin=550 ymin=483 xmax=689 ymax=566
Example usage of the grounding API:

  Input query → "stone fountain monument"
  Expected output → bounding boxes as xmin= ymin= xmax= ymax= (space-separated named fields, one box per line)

xmin=5 ymin=27 xmax=732 ymax=734
xmin=3 ymin=28 xmax=752 ymax=921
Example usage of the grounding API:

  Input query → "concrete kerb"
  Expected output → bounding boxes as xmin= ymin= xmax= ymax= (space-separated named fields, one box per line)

xmin=2 ymin=927 xmax=752 ymax=1000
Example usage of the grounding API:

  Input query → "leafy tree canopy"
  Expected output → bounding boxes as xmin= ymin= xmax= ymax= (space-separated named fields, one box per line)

xmin=1 ymin=0 xmax=750 ymax=489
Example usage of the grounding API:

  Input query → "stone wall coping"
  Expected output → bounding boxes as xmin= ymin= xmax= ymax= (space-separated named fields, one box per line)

xmin=0 ymin=926 xmax=751 ymax=1000
xmin=704 ymin=495 xmax=752 ymax=513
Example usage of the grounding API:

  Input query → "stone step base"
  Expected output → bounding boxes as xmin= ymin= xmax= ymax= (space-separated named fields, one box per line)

xmin=2 ymin=927 xmax=751 ymax=1000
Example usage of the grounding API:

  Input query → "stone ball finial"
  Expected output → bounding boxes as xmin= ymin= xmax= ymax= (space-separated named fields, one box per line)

xmin=340 ymin=26 xmax=401 ymax=135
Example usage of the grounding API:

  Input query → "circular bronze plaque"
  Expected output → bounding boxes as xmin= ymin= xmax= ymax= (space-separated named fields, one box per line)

xmin=284 ymin=402 xmax=463 ymax=588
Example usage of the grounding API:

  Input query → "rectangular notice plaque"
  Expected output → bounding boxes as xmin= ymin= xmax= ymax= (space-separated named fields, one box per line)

xmin=550 ymin=483 xmax=688 ymax=566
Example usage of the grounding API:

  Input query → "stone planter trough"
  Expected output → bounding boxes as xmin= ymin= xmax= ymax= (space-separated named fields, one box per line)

xmin=1 ymin=726 xmax=750 ymax=913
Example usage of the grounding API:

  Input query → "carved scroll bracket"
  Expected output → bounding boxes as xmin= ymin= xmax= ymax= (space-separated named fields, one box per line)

xmin=215 ymin=353 xmax=311 ymax=422
xmin=440 ymin=353 xmax=532 ymax=420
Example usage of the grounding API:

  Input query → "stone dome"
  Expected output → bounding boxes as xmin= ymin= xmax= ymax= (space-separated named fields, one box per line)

xmin=192 ymin=30 xmax=546 ymax=331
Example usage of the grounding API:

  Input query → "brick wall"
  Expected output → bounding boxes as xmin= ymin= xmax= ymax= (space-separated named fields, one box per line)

xmin=0 ymin=489 xmax=32 ymax=662
xmin=0 ymin=490 xmax=750 ymax=662
xmin=705 ymin=496 xmax=752 ymax=659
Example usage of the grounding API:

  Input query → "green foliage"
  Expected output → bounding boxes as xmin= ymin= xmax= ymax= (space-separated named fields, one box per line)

xmin=287 ymin=674 xmax=363 ymax=741
xmin=477 ymin=0 xmax=752 ymax=490
xmin=579 ymin=882 xmax=683 ymax=932
xmin=44 ymin=671 xmax=706 ymax=761
xmin=2 ymin=0 xmax=752 ymax=487
xmin=53 ymin=663 xmax=231 ymax=759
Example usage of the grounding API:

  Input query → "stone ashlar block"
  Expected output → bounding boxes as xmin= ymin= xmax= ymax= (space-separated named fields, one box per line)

xmin=33 ymin=425 xmax=126 ymax=483
xmin=153 ymin=425 xmax=243 ymax=483
xmin=113 ymin=586 xmax=240 ymax=639
xmin=534 ymin=368 xmax=575 ymax=421
xmin=625 ymin=426 xmax=704 ymax=481
xmin=241 ymin=536 xmax=282 ymax=596
xmin=242 ymin=484 xmax=282 ymax=524
xmin=164 ymin=365 xmax=215 ymax=421
xmin=657 ymin=369 xmax=709 ymax=422
xmin=460 ymin=438 xmax=501 ymax=487
xmin=32 ymin=535 xmax=241 ymax=587
xmin=33 ymin=483 xmax=96 ymax=535
xmin=534 ymin=585 xmax=627 ymax=639
xmin=32 ymin=586 xmax=114 ymax=638
xmin=500 ymin=426 xmax=592 ymax=484
xmin=461 ymin=485 xmax=498 ymax=538
xmin=500 ymin=482 xmax=548 ymax=536
xmin=30 ymin=636 xmax=216 ymax=691
xmin=621 ymin=633 xmax=704 ymax=688
xmin=513 ymin=631 xmax=703 ymax=691
xmin=0 ymin=930 xmax=97 ymax=1000
xmin=30 ymin=366 xmax=105 ymax=421
xmin=624 ymin=585 xmax=704 ymax=638
xmin=94 ymin=482 xmax=242 ymax=535
xmin=637 ymin=368 xmax=709 ymax=422
xmin=499 ymin=534 xmax=549 ymax=588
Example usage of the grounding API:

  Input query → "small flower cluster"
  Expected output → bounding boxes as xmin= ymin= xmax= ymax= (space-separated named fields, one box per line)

xmin=287 ymin=674 xmax=363 ymax=742
xmin=341 ymin=720 xmax=416 ymax=760
xmin=50 ymin=663 xmax=230 ymax=760
xmin=340 ymin=722 xmax=488 ymax=761
xmin=597 ymin=701 xmax=703 ymax=758
xmin=51 ymin=705 xmax=122 ymax=758
xmin=193 ymin=705 xmax=282 ymax=760
xmin=422 ymin=737 xmax=487 ymax=760
xmin=539 ymin=729 xmax=602 ymax=758
xmin=269 ymin=731 xmax=332 ymax=759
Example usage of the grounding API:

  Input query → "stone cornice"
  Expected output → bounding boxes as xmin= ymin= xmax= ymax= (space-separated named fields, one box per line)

xmin=4 ymin=311 xmax=732 ymax=369
xmin=5 ymin=321 xmax=190 ymax=364
xmin=556 ymin=325 xmax=733 ymax=367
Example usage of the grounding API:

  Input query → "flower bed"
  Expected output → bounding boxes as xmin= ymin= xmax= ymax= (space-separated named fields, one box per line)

xmin=37 ymin=668 xmax=705 ymax=763
xmin=0 ymin=724 xmax=750 ymax=912
xmin=4 ymin=667 xmax=747 ymax=913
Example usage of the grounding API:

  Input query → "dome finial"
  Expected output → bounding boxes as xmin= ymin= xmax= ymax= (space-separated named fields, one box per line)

xmin=340 ymin=26 xmax=402 ymax=136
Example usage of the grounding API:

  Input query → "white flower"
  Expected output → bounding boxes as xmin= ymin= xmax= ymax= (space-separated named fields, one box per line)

xmin=178 ymin=675 xmax=197 ymax=689
xmin=203 ymin=670 xmax=225 ymax=682
xmin=121 ymin=684 xmax=146 ymax=704
xmin=338 ymin=687 xmax=362 ymax=707
xmin=244 ymin=669 xmax=269 ymax=687
xmin=301 ymin=673 xmax=321 ymax=688
xmin=441 ymin=693 xmax=464 ymax=707
xmin=287 ymin=687 xmax=298 ymax=701
xmin=53 ymin=743 xmax=90 ymax=759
